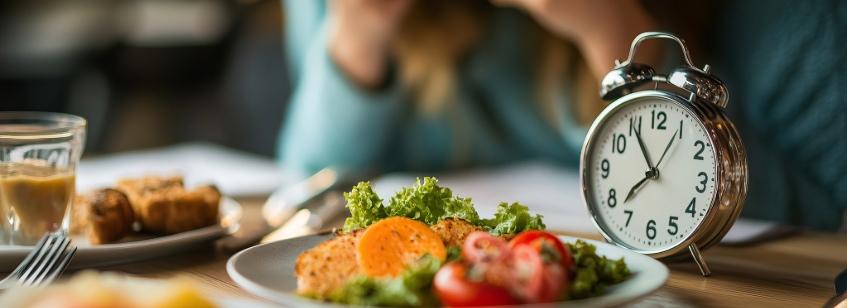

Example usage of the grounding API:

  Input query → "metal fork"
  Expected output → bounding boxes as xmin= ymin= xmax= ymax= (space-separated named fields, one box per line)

xmin=0 ymin=232 xmax=77 ymax=290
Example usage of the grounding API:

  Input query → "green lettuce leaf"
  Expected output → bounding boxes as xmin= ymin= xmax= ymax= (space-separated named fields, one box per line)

xmin=325 ymin=254 xmax=443 ymax=307
xmin=566 ymin=240 xmax=631 ymax=299
xmin=342 ymin=181 xmax=387 ymax=232
xmin=386 ymin=177 xmax=480 ymax=225
xmin=341 ymin=177 xmax=544 ymax=236
xmin=481 ymin=201 xmax=546 ymax=236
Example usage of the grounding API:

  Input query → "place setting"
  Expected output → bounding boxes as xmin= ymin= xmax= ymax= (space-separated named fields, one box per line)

xmin=1 ymin=23 xmax=845 ymax=308
xmin=0 ymin=112 xmax=257 ymax=307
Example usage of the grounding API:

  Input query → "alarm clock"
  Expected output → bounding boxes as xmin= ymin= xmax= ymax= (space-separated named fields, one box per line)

xmin=580 ymin=32 xmax=748 ymax=276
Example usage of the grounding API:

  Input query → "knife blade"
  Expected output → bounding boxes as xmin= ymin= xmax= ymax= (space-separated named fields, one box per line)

xmin=219 ymin=167 xmax=355 ymax=251
xmin=262 ymin=167 xmax=346 ymax=227
xmin=261 ymin=191 xmax=349 ymax=244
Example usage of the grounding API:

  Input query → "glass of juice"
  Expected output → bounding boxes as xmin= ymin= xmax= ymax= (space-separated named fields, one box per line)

xmin=0 ymin=112 xmax=86 ymax=245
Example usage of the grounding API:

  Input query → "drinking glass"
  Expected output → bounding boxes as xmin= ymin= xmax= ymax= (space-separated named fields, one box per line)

xmin=0 ymin=112 xmax=86 ymax=245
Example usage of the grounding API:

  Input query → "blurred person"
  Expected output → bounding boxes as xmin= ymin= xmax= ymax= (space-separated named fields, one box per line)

xmin=278 ymin=0 xmax=847 ymax=232
xmin=277 ymin=0 xmax=657 ymax=175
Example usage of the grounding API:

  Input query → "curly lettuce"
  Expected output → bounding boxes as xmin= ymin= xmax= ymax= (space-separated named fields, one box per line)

xmin=342 ymin=181 xmax=387 ymax=232
xmin=482 ymin=201 xmax=546 ymax=236
xmin=342 ymin=177 xmax=544 ymax=235
xmin=324 ymin=254 xmax=443 ymax=307
xmin=567 ymin=240 xmax=630 ymax=299
xmin=386 ymin=177 xmax=480 ymax=225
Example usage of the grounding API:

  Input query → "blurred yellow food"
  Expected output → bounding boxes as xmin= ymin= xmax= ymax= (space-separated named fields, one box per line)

xmin=0 ymin=271 xmax=218 ymax=308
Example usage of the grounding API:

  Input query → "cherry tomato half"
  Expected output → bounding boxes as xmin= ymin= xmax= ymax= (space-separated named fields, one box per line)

xmin=462 ymin=232 xmax=511 ymax=264
xmin=509 ymin=230 xmax=573 ymax=273
xmin=433 ymin=261 xmax=520 ymax=307
xmin=511 ymin=243 xmax=567 ymax=303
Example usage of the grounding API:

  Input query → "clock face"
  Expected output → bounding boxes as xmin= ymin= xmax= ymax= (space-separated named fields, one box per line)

xmin=583 ymin=94 xmax=717 ymax=253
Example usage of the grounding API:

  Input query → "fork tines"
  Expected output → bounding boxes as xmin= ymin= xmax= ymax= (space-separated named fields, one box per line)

xmin=11 ymin=233 xmax=77 ymax=288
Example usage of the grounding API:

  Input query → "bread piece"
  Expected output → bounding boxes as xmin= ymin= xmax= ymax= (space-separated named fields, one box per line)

xmin=430 ymin=217 xmax=516 ymax=243
xmin=70 ymin=189 xmax=136 ymax=245
xmin=148 ymin=184 xmax=219 ymax=234
xmin=115 ymin=176 xmax=220 ymax=235
xmin=116 ymin=175 xmax=184 ymax=194
xmin=86 ymin=189 xmax=135 ymax=245
xmin=295 ymin=229 xmax=364 ymax=296
xmin=430 ymin=217 xmax=486 ymax=247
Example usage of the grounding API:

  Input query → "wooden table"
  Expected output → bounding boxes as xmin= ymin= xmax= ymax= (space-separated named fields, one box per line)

xmin=65 ymin=196 xmax=847 ymax=307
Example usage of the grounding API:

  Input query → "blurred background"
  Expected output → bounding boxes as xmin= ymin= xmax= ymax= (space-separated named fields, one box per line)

xmin=0 ymin=0 xmax=288 ymax=157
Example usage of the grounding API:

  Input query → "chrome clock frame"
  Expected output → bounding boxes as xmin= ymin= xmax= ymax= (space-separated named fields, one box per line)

xmin=581 ymin=32 xmax=748 ymax=276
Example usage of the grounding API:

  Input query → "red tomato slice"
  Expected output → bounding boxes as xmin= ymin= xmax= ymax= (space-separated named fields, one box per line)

xmin=509 ymin=230 xmax=573 ymax=273
xmin=462 ymin=232 xmax=511 ymax=264
xmin=433 ymin=261 xmax=520 ymax=307
xmin=511 ymin=243 xmax=568 ymax=303
xmin=539 ymin=262 xmax=566 ymax=302
xmin=510 ymin=243 xmax=545 ymax=303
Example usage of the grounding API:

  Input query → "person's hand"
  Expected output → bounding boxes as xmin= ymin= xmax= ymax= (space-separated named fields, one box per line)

xmin=490 ymin=0 xmax=659 ymax=80
xmin=489 ymin=0 xmax=632 ymax=43
xmin=328 ymin=0 xmax=415 ymax=89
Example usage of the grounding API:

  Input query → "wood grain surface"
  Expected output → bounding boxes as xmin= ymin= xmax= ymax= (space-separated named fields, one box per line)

xmin=31 ymin=197 xmax=847 ymax=307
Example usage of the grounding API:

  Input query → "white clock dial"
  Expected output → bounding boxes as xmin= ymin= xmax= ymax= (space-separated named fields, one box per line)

xmin=584 ymin=96 xmax=717 ymax=253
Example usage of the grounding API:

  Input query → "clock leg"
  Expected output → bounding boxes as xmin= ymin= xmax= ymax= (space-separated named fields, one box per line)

xmin=688 ymin=243 xmax=711 ymax=277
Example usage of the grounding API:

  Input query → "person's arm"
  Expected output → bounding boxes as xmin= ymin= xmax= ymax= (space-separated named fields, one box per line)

xmin=490 ymin=0 xmax=659 ymax=81
xmin=278 ymin=0 xmax=407 ymax=177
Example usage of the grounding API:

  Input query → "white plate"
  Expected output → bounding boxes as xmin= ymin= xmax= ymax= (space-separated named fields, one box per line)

xmin=227 ymin=234 xmax=669 ymax=307
xmin=0 ymin=197 xmax=242 ymax=271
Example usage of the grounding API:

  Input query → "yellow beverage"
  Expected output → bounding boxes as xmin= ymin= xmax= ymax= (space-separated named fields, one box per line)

xmin=0 ymin=163 xmax=75 ymax=245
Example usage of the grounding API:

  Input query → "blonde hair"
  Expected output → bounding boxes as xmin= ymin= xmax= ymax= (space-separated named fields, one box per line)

xmin=391 ymin=0 xmax=604 ymax=126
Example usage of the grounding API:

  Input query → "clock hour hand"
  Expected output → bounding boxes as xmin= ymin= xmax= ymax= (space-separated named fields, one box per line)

xmin=655 ymin=129 xmax=680 ymax=168
xmin=632 ymin=124 xmax=653 ymax=168
xmin=624 ymin=168 xmax=657 ymax=203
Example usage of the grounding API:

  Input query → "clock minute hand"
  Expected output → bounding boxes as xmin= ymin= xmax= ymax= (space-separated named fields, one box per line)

xmin=655 ymin=129 xmax=679 ymax=168
xmin=633 ymin=125 xmax=653 ymax=168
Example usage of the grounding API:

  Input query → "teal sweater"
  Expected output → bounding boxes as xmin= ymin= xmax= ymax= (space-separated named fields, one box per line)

xmin=705 ymin=0 xmax=847 ymax=231
xmin=278 ymin=2 xmax=586 ymax=176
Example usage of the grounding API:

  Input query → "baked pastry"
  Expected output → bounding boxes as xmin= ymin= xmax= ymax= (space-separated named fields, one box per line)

xmin=70 ymin=189 xmax=136 ymax=245
xmin=115 ymin=176 xmax=220 ymax=235
xmin=85 ymin=189 xmax=135 ymax=245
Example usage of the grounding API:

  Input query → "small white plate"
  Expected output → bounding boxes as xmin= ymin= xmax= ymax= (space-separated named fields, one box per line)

xmin=227 ymin=234 xmax=669 ymax=307
xmin=0 ymin=197 xmax=242 ymax=271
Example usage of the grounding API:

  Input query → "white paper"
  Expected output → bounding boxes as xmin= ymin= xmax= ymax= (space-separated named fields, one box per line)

xmin=372 ymin=161 xmax=787 ymax=244
xmin=77 ymin=142 xmax=294 ymax=196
